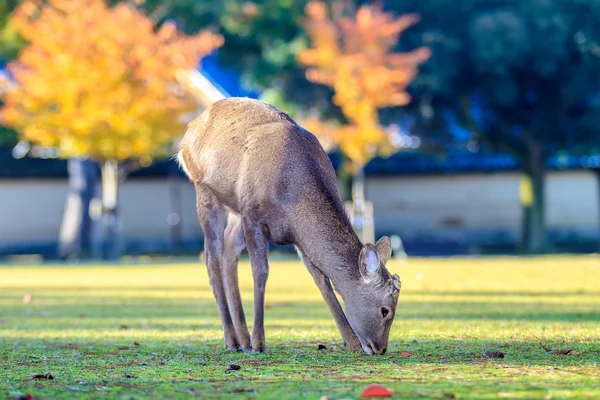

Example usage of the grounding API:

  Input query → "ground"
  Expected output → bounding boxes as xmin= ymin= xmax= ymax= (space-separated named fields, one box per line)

xmin=1 ymin=256 xmax=599 ymax=399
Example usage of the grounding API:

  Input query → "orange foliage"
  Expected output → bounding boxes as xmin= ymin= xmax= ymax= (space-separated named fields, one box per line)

xmin=1 ymin=0 xmax=222 ymax=163
xmin=298 ymin=1 xmax=430 ymax=170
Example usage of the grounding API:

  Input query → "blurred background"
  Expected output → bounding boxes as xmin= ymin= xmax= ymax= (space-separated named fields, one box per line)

xmin=0 ymin=0 xmax=599 ymax=262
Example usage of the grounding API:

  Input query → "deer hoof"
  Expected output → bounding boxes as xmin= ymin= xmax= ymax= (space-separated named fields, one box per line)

xmin=252 ymin=349 xmax=266 ymax=354
xmin=241 ymin=345 xmax=253 ymax=352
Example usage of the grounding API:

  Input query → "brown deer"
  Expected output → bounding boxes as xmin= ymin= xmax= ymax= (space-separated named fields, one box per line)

xmin=177 ymin=97 xmax=401 ymax=355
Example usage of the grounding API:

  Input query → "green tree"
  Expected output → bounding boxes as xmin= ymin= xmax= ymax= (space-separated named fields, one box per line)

xmin=386 ymin=0 xmax=600 ymax=253
xmin=0 ymin=0 xmax=25 ymax=60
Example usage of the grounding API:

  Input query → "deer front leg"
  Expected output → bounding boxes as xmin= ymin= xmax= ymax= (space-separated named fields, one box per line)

xmin=242 ymin=219 xmax=270 ymax=353
xmin=303 ymin=260 xmax=362 ymax=352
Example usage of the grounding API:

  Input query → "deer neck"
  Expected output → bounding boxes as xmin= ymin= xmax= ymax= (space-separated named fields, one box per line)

xmin=293 ymin=202 xmax=363 ymax=299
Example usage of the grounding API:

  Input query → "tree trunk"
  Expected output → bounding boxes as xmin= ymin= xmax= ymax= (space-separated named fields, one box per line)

xmin=168 ymin=160 xmax=183 ymax=254
xmin=520 ymin=144 xmax=549 ymax=254
xmin=58 ymin=158 xmax=98 ymax=260
xmin=347 ymin=165 xmax=375 ymax=244
xmin=101 ymin=159 xmax=121 ymax=261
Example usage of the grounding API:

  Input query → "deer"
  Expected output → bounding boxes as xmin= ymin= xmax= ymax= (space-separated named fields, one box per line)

xmin=177 ymin=97 xmax=401 ymax=355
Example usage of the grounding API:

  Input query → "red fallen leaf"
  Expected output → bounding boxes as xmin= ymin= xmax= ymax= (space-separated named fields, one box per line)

xmin=9 ymin=392 xmax=32 ymax=400
xmin=400 ymin=351 xmax=411 ymax=357
xmin=360 ymin=384 xmax=393 ymax=398
xmin=542 ymin=346 xmax=572 ymax=355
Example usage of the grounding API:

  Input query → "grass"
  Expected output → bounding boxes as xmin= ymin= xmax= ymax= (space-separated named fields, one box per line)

xmin=1 ymin=256 xmax=599 ymax=399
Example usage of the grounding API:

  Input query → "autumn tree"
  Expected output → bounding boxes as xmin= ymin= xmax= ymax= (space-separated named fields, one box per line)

xmin=1 ymin=0 xmax=222 ymax=259
xmin=297 ymin=1 xmax=429 ymax=241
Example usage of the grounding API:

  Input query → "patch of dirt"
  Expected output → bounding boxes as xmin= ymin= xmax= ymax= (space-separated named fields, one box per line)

xmin=225 ymin=364 xmax=241 ymax=373
xmin=31 ymin=373 xmax=53 ymax=380
xmin=542 ymin=346 xmax=573 ymax=355
xmin=484 ymin=351 xmax=505 ymax=359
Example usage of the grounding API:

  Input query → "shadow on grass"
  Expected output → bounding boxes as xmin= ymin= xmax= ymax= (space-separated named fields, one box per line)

xmin=1 ymin=295 xmax=598 ymax=323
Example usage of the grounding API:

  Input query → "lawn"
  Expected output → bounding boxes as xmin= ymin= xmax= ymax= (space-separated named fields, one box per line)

xmin=1 ymin=256 xmax=599 ymax=399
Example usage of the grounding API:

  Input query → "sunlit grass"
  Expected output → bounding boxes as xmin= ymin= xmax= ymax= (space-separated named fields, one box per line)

xmin=1 ymin=256 xmax=599 ymax=399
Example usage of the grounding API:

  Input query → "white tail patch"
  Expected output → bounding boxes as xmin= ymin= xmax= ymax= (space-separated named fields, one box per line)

xmin=176 ymin=150 xmax=192 ymax=180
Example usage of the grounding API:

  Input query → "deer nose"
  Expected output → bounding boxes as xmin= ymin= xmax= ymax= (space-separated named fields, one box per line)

xmin=370 ymin=343 xmax=387 ymax=355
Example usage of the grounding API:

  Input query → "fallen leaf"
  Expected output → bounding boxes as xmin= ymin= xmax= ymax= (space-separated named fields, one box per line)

xmin=360 ymin=384 xmax=393 ymax=398
xmin=125 ymin=374 xmax=135 ymax=379
xmin=159 ymin=362 xmax=165 ymax=366
xmin=117 ymin=346 xmax=130 ymax=351
xmin=9 ymin=392 xmax=32 ymax=400
xmin=542 ymin=346 xmax=572 ymax=355
xmin=119 ymin=325 xmax=129 ymax=330
xmin=32 ymin=373 xmax=53 ymax=380
xmin=484 ymin=351 xmax=505 ymax=359
xmin=226 ymin=363 xmax=241 ymax=373
xmin=318 ymin=344 xmax=327 ymax=350
xmin=133 ymin=341 xmax=140 ymax=346
xmin=23 ymin=294 xmax=32 ymax=304
xmin=444 ymin=393 xmax=456 ymax=399
xmin=78 ymin=314 xmax=86 ymax=319
xmin=400 ymin=351 xmax=411 ymax=357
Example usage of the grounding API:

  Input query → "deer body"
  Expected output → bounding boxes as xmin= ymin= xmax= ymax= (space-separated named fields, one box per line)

xmin=178 ymin=98 xmax=401 ymax=354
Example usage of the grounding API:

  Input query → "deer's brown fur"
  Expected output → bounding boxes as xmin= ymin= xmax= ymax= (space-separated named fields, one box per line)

xmin=178 ymin=97 xmax=401 ymax=354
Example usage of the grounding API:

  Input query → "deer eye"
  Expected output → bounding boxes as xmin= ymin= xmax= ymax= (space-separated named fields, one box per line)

xmin=379 ymin=306 xmax=390 ymax=319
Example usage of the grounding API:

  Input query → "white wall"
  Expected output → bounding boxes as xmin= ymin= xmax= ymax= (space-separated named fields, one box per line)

xmin=0 ymin=170 xmax=598 ymax=247
xmin=366 ymin=170 xmax=599 ymax=241
xmin=0 ymin=178 xmax=202 ymax=245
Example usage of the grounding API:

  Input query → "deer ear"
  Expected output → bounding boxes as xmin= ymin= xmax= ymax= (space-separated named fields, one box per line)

xmin=359 ymin=244 xmax=380 ymax=278
xmin=375 ymin=236 xmax=392 ymax=265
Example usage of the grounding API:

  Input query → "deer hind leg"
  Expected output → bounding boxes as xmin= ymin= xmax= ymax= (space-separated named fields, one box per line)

xmin=242 ymin=218 xmax=270 ymax=353
xmin=195 ymin=186 xmax=238 ymax=351
xmin=222 ymin=213 xmax=251 ymax=351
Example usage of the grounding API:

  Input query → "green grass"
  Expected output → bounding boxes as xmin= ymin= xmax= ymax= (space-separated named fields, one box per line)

xmin=1 ymin=256 xmax=599 ymax=399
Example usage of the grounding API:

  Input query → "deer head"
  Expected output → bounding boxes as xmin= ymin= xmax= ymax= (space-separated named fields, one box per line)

xmin=342 ymin=236 xmax=402 ymax=355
